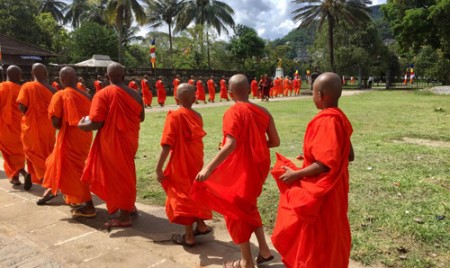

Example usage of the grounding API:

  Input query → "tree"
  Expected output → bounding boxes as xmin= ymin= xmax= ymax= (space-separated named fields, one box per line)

xmin=146 ymin=0 xmax=185 ymax=68
xmin=39 ymin=0 xmax=67 ymax=23
xmin=292 ymin=0 xmax=373 ymax=72
xmin=105 ymin=0 xmax=147 ymax=63
xmin=229 ymin=25 xmax=265 ymax=69
xmin=175 ymin=0 xmax=235 ymax=68
xmin=36 ymin=13 xmax=70 ymax=56
xmin=63 ymin=0 xmax=90 ymax=28
xmin=82 ymin=0 xmax=109 ymax=25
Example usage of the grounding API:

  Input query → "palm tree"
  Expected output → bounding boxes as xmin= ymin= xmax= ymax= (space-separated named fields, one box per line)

xmin=292 ymin=0 xmax=372 ymax=72
xmin=39 ymin=0 xmax=67 ymax=23
xmin=82 ymin=0 xmax=109 ymax=25
xmin=175 ymin=0 xmax=235 ymax=68
xmin=105 ymin=0 xmax=147 ymax=63
xmin=146 ymin=0 xmax=185 ymax=68
xmin=63 ymin=0 xmax=90 ymax=28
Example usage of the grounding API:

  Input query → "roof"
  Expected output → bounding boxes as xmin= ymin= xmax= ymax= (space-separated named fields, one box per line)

xmin=0 ymin=33 xmax=57 ymax=57
xmin=74 ymin=55 xmax=116 ymax=67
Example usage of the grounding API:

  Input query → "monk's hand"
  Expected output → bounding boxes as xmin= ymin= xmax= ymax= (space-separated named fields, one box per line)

xmin=196 ymin=168 xmax=211 ymax=182
xmin=156 ymin=169 xmax=165 ymax=183
xmin=280 ymin=166 xmax=299 ymax=185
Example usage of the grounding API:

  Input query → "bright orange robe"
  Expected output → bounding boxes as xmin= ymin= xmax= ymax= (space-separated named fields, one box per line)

xmin=188 ymin=79 xmax=194 ymax=85
xmin=52 ymin=81 xmax=61 ymax=91
xmin=207 ymin=79 xmax=216 ymax=102
xmin=191 ymin=102 xmax=271 ymax=244
xmin=283 ymin=79 xmax=289 ymax=96
xmin=271 ymin=107 xmax=353 ymax=268
xmin=293 ymin=78 xmax=301 ymax=95
xmin=196 ymin=80 xmax=206 ymax=102
xmin=172 ymin=78 xmax=180 ymax=105
xmin=0 ymin=82 xmax=26 ymax=179
xmin=128 ymin=81 xmax=138 ymax=91
xmin=250 ymin=80 xmax=259 ymax=98
xmin=93 ymin=80 xmax=103 ymax=93
xmin=160 ymin=108 xmax=212 ymax=225
xmin=81 ymin=85 xmax=143 ymax=214
xmin=43 ymin=87 xmax=92 ymax=204
xmin=141 ymin=79 xmax=153 ymax=106
xmin=17 ymin=81 xmax=56 ymax=183
xmin=156 ymin=80 xmax=166 ymax=105
xmin=219 ymin=79 xmax=228 ymax=100
xmin=76 ymin=82 xmax=88 ymax=93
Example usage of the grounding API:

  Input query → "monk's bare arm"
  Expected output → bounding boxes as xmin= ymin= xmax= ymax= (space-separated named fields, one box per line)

xmin=349 ymin=142 xmax=355 ymax=162
xmin=78 ymin=117 xmax=104 ymax=131
xmin=267 ymin=114 xmax=280 ymax=148
xmin=18 ymin=104 xmax=28 ymax=114
xmin=156 ymin=145 xmax=171 ymax=182
xmin=196 ymin=135 xmax=236 ymax=182
xmin=51 ymin=116 xmax=62 ymax=129
xmin=280 ymin=161 xmax=329 ymax=185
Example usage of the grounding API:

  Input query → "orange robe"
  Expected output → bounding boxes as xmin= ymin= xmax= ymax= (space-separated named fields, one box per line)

xmin=0 ymin=81 xmax=26 ymax=179
xmin=76 ymin=82 xmax=88 ymax=93
xmin=172 ymin=78 xmax=180 ymax=105
xmin=160 ymin=108 xmax=212 ymax=225
xmin=81 ymin=85 xmax=143 ymax=214
xmin=156 ymin=80 xmax=166 ymax=105
xmin=196 ymin=80 xmax=206 ymax=102
xmin=17 ymin=81 xmax=56 ymax=183
xmin=207 ymin=79 xmax=216 ymax=102
xmin=283 ymin=79 xmax=289 ymax=96
xmin=43 ymin=87 xmax=92 ymax=204
xmin=293 ymin=78 xmax=301 ymax=95
xmin=273 ymin=78 xmax=281 ymax=97
xmin=128 ymin=81 xmax=138 ymax=91
xmin=219 ymin=79 xmax=228 ymax=100
xmin=188 ymin=79 xmax=194 ymax=85
xmin=52 ymin=81 xmax=61 ymax=91
xmin=271 ymin=107 xmax=353 ymax=268
xmin=93 ymin=80 xmax=103 ymax=93
xmin=250 ymin=80 xmax=259 ymax=98
xmin=141 ymin=79 xmax=153 ymax=106
xmin=191 ymin=102 xmax=271 ymax=244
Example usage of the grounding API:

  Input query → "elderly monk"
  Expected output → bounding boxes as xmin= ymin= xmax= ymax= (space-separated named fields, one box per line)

xmin=219 ymin=76 xmax=229 ymax=102
xmin=207 ymin=76 xmax=216 ymax=103
xmin=156 ymin=76 xmax=166 ymax=107
xmin=38 ymin=67 xmax=95 ymax=216
xmin=0 ymin=66 xmax=28 ymax=185
xmin=79 ymin=63 xmax=145 ymax=229
xmin=271 ymin=72 xmax=354 ymax=268
xmin=93 ymin=75 xmax=104 ymax=93
xmin=173 ymin=75 xmax=181 ymax=105
xmin=17 ymin=63 xmax=56 ymax=191
xmin=191 ymin=74 xmax=280 ymax=267
xmin=195 ymin=77 xmax=207 ymax=104
xmin=141 ymin=75 xmax=153 ymax=108
xmin=156 ymin=83 xmax=213 ymax=247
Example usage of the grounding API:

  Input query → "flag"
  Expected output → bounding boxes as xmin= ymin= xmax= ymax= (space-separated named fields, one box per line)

xmin=150 ymin=38 xmax=156 ymax=68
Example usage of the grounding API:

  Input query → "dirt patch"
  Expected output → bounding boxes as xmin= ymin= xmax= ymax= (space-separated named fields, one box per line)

xmin=429 ymin=86 xmax=450 ymax=95
xmin=396 ymin=137 xmax=450 ymax=148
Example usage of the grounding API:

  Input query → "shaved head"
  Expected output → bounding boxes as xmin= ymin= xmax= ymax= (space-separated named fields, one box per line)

xmin=6 ymin=65 xmax=22 ymax=83
xmin=229 ymin=74 xmax=250 ymax=101
xmin=313 ymin=72 xmax=342 ymax=109
xmin=176 ymin=83 xmax=196 ymax=107
xmin=106 ymin=62 xmax=125 ymax=84
xmin=31 ymin=63 xmax=48 ymax=81
xmin=59 ymin=66 xmax=77 ymax=88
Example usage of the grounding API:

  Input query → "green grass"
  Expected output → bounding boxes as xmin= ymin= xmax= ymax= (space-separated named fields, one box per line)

xmin=135 ymin=90 xmax=450 ymax=267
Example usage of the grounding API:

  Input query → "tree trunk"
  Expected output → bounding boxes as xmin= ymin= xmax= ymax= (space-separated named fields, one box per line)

xmin=206 ymin=31 xmax=211 ymax=68
xmin=168 ymin=23 xmax=173 ymax=69
xmin=118 ymin=28 xmax=123 ymax=63
xmin=328 ymin=14 xmax=335 ymax=72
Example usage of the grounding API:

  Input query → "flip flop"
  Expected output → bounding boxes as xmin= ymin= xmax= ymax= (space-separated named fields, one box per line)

xmin=24 ymin=174 xmax=32 ymax=191
xmin=71 ymin=208 xmax=96 ymax=218
xmin=223 ymin=260 xmax=242 ymax=268
xmin=104 ymin=219 xmax=132 ymax=231
xmin=171 ymin=234 xmax=196 ymax=248
xmin=193 ymin=226 xmax=213 ymax=236
xmin=256 ymin=254 xmax=274 ymax=264
xmin=10 ymin=177 xmax=21 ymax=186
xmin=36 ymin=193 xmax=56 ymax=206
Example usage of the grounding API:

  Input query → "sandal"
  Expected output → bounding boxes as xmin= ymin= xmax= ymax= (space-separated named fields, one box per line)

xmin=255 ymin=254 xmax=274 ymax=264
xmin=24 ymin=174 xmax=32 ymax=191
xmin=71 ymin=208 xmax=96 ymax=218
xmin=104 ymin=219 xmax=132 ymax=231
xmin=36 ymin=192 xmax=56 ymax=205
xmin=193 ymin=226 xmax=213 ymax=236
xmin=171 ymin=234 xmax=196 ymax=248
xmin=10 ymin=176 xmax=21 ymax=186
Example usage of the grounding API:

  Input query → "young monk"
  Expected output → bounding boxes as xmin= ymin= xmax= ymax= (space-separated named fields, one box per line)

xmin=39 ymin=67 xmax=95 ymax=215
xmin=141 ymin=75 xmax=152 ymax=108
xmin=207 ymin=76 xmax=216 ymax=103
xmin=271 ymin=72 xmax=354 ymax=268
xmin=79 ymin=63 xmax=145 ymax=229
xmin=93 ymin=75 xmax=104 ymax=93
xmin=128 ymin=78 xmax=139 ymax=91
xmin=156 ymin=83 xmax=213 ymax=247
xmin=250 ymin=77 xmax=259 ymax=99
xmin=196 ymin=77 xmax=207 ymax=104
xmin=52 ymin=77 xmax=61 ymax=91
xmin=156 ymin=76 xmax=166 ymax=107
xmin=188 ymin=75 xmax=195 ymax=85
xmin=172 ymin=75 xmax=181 ymax=105
xmin=219 ymin=76 xmax=229 ymax=102
xmin=191 ymin=74 xmax=280 ymax=268
xmin=0 ymin=66 xmax=28 ymax=185
xmin=17 ymin=63 xmax=56 ymax=190
xmin=76 ymin=77 xmax=89 ymax=93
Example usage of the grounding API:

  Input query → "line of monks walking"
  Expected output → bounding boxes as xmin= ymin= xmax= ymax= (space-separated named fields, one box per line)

xmin=0 ymin=62 xmax=353 ymax=268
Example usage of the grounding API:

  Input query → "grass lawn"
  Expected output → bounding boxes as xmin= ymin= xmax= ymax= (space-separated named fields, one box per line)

xmin=135 ymin=90 xmax=450 ymax=268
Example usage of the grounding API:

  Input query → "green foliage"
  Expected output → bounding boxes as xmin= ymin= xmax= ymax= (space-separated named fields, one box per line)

xmin=35 ymin=13 xmax=70 ymax=56
xmin=0 ymin=0 xmax=41 ymax=45
xmin=229 ymin=25 xmax=265 ymax=69
xmin=415 ymin=46 xmax=450 ymax=82
xmin=272 ymin=27 xmax=316 ymax=60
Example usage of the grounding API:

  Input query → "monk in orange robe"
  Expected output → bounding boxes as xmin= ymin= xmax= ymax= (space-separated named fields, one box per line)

xmin=287 ymin=77 xmax=294 ymax=96
xmin=128 ymin=78 xmax=139 ymax=91
xmin=191 ymin=74 xmax=280 ymax=267
xmin=195 ymin=77 xmax=206 ymax=104
xmin=52 ymin=77 xmax=61 ymax=91
xmin=293 ymin=76 xmax=301 ymax=95
xmin=219 ymin=76 xmax=229 ymax=102
xmin=93 ymin=75 xmax=104 ymax=93
xmin=172 ymin=75 xmax=181 ymax=105
xmin=188 ymin=75 xmax=195 ymax=85
xmin=76 ymin=77 xmax=89 ymax=93
xmin=141 ymin=75 xmax=153 ymax=108
xmin=207 ymin=76 xmax=216 ymax=103
xmin=0 ymin=66 xmax=27 ymax=185
xmin=283 ymin=77 xmax=289 ymax=96
xmin=250 ymin=77 xmax=259 ymax=99
xmin=271 ymin=72 xmax=354 ymax=268
xmin=17 ymin=63 xmax=56 ymax=191
xmin=156 ymin=83 xmax=213 ymax=247
xmin=272 ymin=77 xmax=279 ymax=97
xmin=156 ymin=76 xmax=166 ymax=107
xmin=79 ymin=63 xmax=145 ymax=228
xmin=39 ymin=67 xmax=95 ymax=215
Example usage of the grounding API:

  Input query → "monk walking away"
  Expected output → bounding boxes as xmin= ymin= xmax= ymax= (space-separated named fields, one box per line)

xmin=141 ymin=75 xmax=152 ymax=108
xmin=156 ymin=83 xmax=213 ymax=247
xmin=17 ymin=63 xmax=56 ymax=191
xmin=0 ymin=65 xmax=28 ymax=186
xmin=156 ymin=76 xmax=166 ymax=107
xmin=271 ymin=72 xmax=354 ymax=268
xmin=79 ymin=63 xmax=145 ymax=229
xmin=172 ymin=75 xmax=181 ymax=105
xmin=37 ymin=67 xmax=95 ymax=218
xmin=93 ymin=75 xmax=104 ymax=93
xmin=191 ymin=74 xmax=280 ymax=268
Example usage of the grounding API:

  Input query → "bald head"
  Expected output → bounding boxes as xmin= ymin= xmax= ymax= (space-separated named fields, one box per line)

xmin=6 ymin=65 xmax=22 ymax=83
xmin=59 ymin=66 xmax=77 ymax=88
xmin=106 ymin=62 xmax=125 ymax=84
xmin=229 ymin=74 xmax=250 ymax=100
xmin=313 ymin=72 xmax=342 ymax=108
xmin=31 ymin=63 xmax=48 ymax=81
xmin=176 ymin=83 xmax=196 ymax=107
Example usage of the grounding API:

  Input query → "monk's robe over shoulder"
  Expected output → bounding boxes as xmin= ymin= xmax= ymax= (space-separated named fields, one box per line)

xmin=160 ymin=108 xmax=212 ymax=225
xmin=271 ymin=107 xmax=353 ymax=268
xmin=81 ymin=85 xmax=143 ymax=214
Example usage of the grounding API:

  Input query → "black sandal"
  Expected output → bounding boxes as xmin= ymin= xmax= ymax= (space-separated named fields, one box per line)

xmin=36 ymin=192 xmax=56 ymax=205
xmin=171 ymin=234 xmax=196 ymax=248
xmin=24 ymin=174 xmax=32 ymax=191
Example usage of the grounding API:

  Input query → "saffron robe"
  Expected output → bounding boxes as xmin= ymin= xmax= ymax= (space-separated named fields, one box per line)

xmin=43 ymin=87 xmax=92 ymax=204
xmin=93 ymin=80 xmax=103 ymax=93
xmin=191 ymin=102 xmax=271 ymax=244
xmin=52 ymin=81 xmax=61 ymax=91
xmin=76 ymin=82 xmax=88 ymax=93
xmin=274 ymin=78 xmax=281 ymax=96
xmin=196 ymin=80 xmax=206 ymax=102
xmin=160 ymin=108 xmax=212 ymax=225
xmin=128 ymin=81 xmax=138 ymax=91
xmin=188 ymin=79 xmax=194 ymax=85
xmin=156 ymin=80 xmax=166 ymax=105
xmin=207 ymin=79 xmax=216 ymax=102
xmin=293 ymin=78 xmax=301 ymax=95
xmin=141 ymin=79 xmax=153 ymax=106
xmin=172 ymin=78 xmax=180 ymax=104
xmin=271 ymin=107 xmax=353 ymax=268
xmin=219 ymin=79 xmax=228 ymax=100
xmin=17 ymin=81 xmax=56 ymax=183
xmin=0 ymin=81 xmax=26 ymax=178
xmin=81 ymin=85 xmax=143 ymax=214
xmin=250 ymin=79 xmax=259 ymax=98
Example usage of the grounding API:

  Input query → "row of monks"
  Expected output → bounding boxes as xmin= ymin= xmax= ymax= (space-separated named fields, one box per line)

xmin=0 ymin=62 xmax=353 ymax=268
